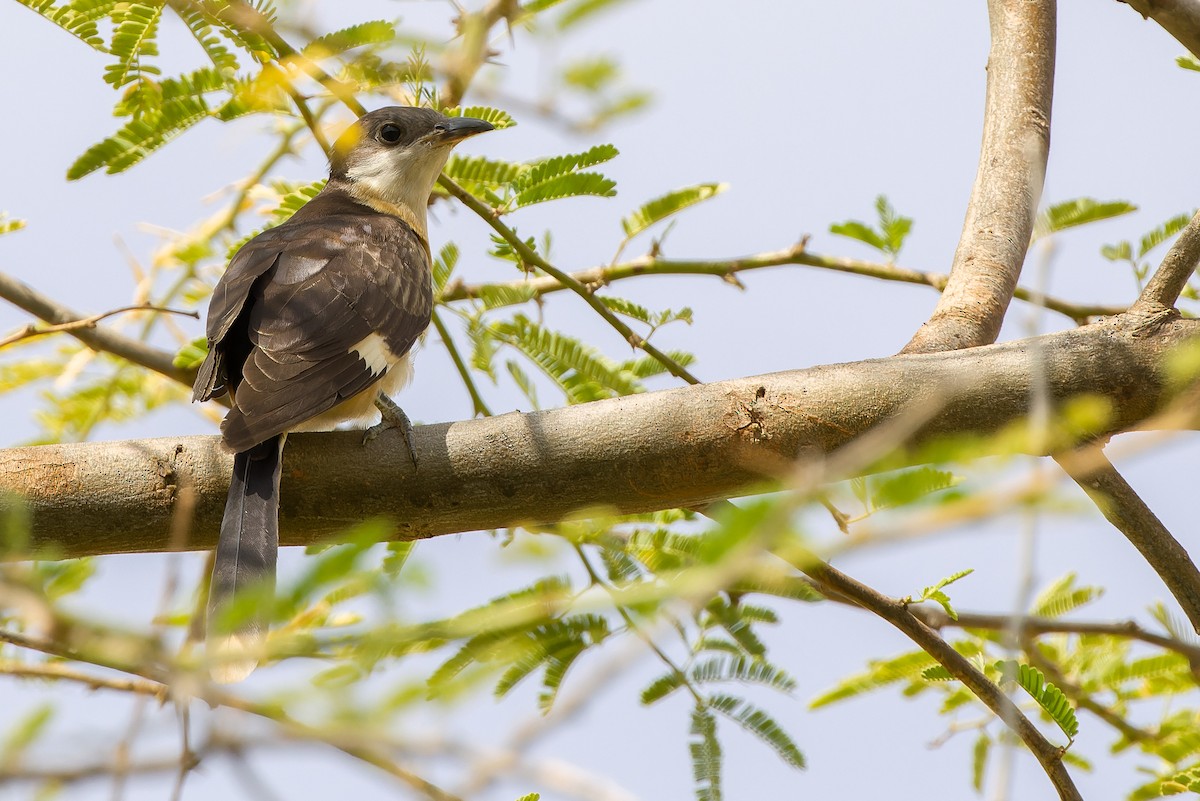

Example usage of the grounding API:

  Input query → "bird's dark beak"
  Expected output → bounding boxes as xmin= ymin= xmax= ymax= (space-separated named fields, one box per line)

xmin=436 ymin=116 xmax=495 ymax=142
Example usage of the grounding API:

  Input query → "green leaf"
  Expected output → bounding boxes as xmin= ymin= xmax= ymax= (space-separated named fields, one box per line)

xmin=68 ymin=92 xmax=211 ymax=179
xmin=303 ymin=20 xmax=395 ymax=57
xmin=689 ymin=706 xmax=723 ymax=801
xmin=444 ymin=154 xmax=523 ymax=188
xmin=917 ymin=568 xmax=973 ymax=620
xmin=810 ymin=649 xmax=939 ymax=708
xmin=829 ymin=220 xmax=886 ymax=251
xmin=621 ymin=183 xmax=727 ymax=239
xmin=875 ymin=194 xmax=913 ymax=256
xmin=869 ymin=466 xmax=958 ymax=510
xmin=174 ymin=337 xmax=208 ymax=372
xmin=1033 ymin=198 xmax=1137 ymax=239
xmin=920 ymin=665 xmax=955 ymax=681
xmin=1139 ymin=213 xmax=1193 ymax=258
xmin=172 ymin=2 xmax=239 ymax=74
xmin=830 ymin=195 xmax=913 ymax=258
xmin=562 ymin=56 xmax=619 ymax=93
xmin=513 ymin=172 xmax=616 ymax=208
xmin=0 ymin=214 xmax=26 ymax=236
xmin=708 ymin=694 xmax=805 ymax=769
xmin=690 ymin=655 xmax=796 ymax=693
xmin=514 ymin=794 xmax=541 ymax=801
xmin=641 ymin=671 xmax=686 ymax=705
xmin=505 ymin=360 xmax=540 ymax=409
xmin=1031 ymin=572 xmax=1103 ymax=618
xmin=1178 ymin=55 xmax=1200 ymax=72
xmin=557 ymin=0 xmax=633 ymax=30
xmin=2 ymin=703 xmax=54 ymax=762
xmin=998 ymin=661 xmax=1079 ymax=739
xmin=491 ymin=315 xmax=642 ymax=402
xmin=444 ymin=105 xmax=517 ymax=130
xmin=432 ymin=242 xmax=460 ymax=294
xmin=514 ymin=144 xmax=618 ymax=191
xmin=104 ymin=2 xmax=163 ymax=89
xmin=14 ymin=0 xmax=110 ymax=50
xmin=382 ymin=541 xmax=415 ymax=578
xmin=972 ymin=733 xmax=991 ymax=792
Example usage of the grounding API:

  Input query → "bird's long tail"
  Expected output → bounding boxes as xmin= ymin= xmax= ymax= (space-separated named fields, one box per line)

xmin=207 ymin=433 xmax=285 ymax=683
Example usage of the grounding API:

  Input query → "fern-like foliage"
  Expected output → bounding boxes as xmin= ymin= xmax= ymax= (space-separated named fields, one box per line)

xmin=830 ymin=195 xmax=913 ymax=258
xmin=621 ymin=183 xmax=727 ymax=239
xmin=1032 ymin=197 xmax=1137 ymax=240
xmin=68 ymin=92 xmax=210 ymax=179
xmin=490 ymin=315 xmax=642 ymax=402
xmin=1030 ymin=572 xmax=1103 ymax=618
xmin=172 ymin=2 xmax=240 ymax=75
xmin=707 ymin=694 xmax=805 ymax=769
xmin=13 ymin=0 xmax=111 ymax=50
xmin=689 ymin=706 xmax=722 ymax=801
xmin=0 ymin=214 xmax=26 ymax=237
xmin=103 ymin=2 xmax=163 ymax=89
xmin=916 ymin=568 xmax=974 ymax=621
xmin=997 ymin=661 xmax=1079 ymax=740
xmin=302 ymin=20 xmax=396 ymax=57
xmin=444 ymin=105 xmax=517 ymax=130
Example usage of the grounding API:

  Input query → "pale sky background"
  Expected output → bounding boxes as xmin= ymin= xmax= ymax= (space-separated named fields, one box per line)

xmin=2 ymin=1 xmax=1200 ymax=800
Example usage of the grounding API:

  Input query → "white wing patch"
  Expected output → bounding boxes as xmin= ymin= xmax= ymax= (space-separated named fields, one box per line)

xmin=351 ymin=332 xmax=399 ymax=375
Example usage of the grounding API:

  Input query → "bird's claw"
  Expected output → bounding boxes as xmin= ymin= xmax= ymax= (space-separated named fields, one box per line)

xmin=365 ymin=396 xmax=419 ymax=468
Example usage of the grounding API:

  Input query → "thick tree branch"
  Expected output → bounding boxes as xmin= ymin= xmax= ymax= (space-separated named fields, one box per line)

xmin=903 ymin=0 xmax=1056 ymax=353
xmin=1054 ymin=449 xmax=1200 ymax=632
xmin=802 ymin=560 xmax=1081 ymax=801
xmin=1131 ymin=208 xmax=1200 ymax=314
xmin=1117 ymin=0 xmax=1200 ymax=58
xmin=439 ymin=244 xmax=1124 ymax=324
xmin=3 ymin=315 xmax=1196 ymax=558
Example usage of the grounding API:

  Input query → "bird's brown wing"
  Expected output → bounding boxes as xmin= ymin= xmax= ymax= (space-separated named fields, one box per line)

xmin=193 ymin=191 xmax=432 ymax=453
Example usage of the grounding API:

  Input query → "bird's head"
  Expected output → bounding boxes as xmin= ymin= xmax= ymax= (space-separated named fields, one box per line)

xmin=330 ymin=106 xmax=494 ymax=221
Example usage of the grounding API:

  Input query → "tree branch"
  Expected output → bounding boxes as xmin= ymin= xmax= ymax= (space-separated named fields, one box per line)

xmin=910 ymin=606 xmax=1200 ymax=663
xmin=1054 ymin=449 xmax=1200 ymax=632
xmin=4 ymin=314 xmax=1196 ymax=558
xmin=0 ymin=271 xmax=212 ymax=397
xmin=1116 ymin=0 xmax=1200 ymax=58
xmin=903 ymin=0 xmax=1057 ymax=353
xmin=438 ymin=243 xmax=1124 ymax=324
xmin=1131 ymin=208 xmax=1200 ymax=314
xmin=0 ymin=305 xmax=198 ymax=349
xmin=801 ymin=560 xmax=1081 ymax=801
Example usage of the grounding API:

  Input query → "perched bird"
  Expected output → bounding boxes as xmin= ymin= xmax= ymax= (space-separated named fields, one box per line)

xmin=193 ymin=107 xmax=495 ymax=681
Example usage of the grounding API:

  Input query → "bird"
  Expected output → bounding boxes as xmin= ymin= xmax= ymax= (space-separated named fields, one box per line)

xmin=192 ymin=106 xmax=495 ymax=681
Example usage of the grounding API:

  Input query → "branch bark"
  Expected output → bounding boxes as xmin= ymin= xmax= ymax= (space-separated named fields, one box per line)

xmin=1055 ymin=449 xmax=1200 ymax=632
xmin=902 ymin=0 xmax=1057 ymax=353
xmin=3 ymin=314 xmax=1196 ymax=559
xmin=1117 ymin=0 xmax=1200 ymax=58
xmin=439 ymin=244 xmax=1123 ymax=325
xmin=0 ymin=271 xmax=199 ymax=389
xmin=803 ymin=561 xmax=1081 ymax=801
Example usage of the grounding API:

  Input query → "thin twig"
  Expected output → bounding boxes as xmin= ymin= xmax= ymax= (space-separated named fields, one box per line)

xmin=909 ymin=605 xmax=1200 ymax=663
xmin=0 ymin=304 xmax=198 ymax=350
xmin=0 ymin=271 xmax=224 ymax=405
xmin=797 ymin=560 xmax=1082 ymax=801
xmin=438 ymin=243 xmax=1120 ymax=324
xmin=431 ymin=309 xmax=491 ymax=417
xmin=1131 ymin=208 xmax=1200 ymax=314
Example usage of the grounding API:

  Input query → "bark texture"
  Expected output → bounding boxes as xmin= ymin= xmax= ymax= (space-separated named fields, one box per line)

xmin=3 ymin=314 xmax=1195 ymax=559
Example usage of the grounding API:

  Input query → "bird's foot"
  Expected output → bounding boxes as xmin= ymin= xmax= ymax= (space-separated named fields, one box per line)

xmin=364 ymin=395 xmax=419 ymax=468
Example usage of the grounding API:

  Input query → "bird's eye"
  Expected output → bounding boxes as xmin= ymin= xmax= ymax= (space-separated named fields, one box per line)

xmin=379 ymin=123 xmax=403 ymax=144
